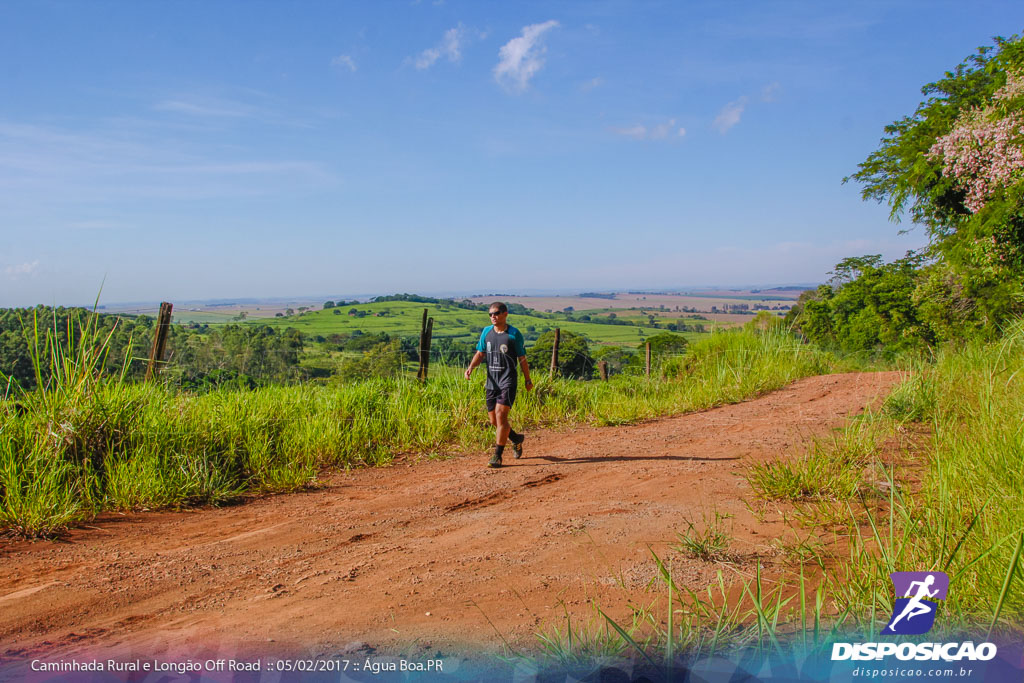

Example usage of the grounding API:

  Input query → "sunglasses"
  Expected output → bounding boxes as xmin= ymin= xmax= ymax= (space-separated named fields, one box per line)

xmin=489 ymin=311 xmax=505 ymax=317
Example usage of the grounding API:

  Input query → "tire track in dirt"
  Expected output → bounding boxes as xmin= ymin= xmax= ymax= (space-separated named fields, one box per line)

xmin=0 ymin=371 xmax=901 ymax=667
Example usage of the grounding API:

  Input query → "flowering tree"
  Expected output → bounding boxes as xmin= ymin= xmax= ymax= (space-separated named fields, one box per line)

xmin=849 ymin=35 xmax=1024 ymax=272
xmin=824 ymin=34 xmax=1024 ymax=340
xmin=929 ymin=70 xmax=1024 ymax=214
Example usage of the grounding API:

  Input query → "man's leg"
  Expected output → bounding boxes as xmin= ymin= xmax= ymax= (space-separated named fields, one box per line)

xmin=495 ymin=403 xmax=511 ymax=445
xmin=503 ymin=385 xmax=524 ymax=456
xmin=488 ymin=406 xmax=507 ymax=468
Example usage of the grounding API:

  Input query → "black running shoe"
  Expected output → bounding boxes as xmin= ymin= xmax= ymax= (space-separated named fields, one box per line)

xmin=488 ymin=452 xmax=503 ymax=468
xmin=512 ymin=435 xmax=524 ymax=459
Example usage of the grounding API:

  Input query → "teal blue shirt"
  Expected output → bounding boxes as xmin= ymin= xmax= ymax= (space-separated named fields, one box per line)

xmin=476 ymin=324 xmax=526 ymax=390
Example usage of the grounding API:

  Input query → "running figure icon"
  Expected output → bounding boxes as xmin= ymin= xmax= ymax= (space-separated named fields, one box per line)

xmin=886 ymin=574 xmax=939 ymax=632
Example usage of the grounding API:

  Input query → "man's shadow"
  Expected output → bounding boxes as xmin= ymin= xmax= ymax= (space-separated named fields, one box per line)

xmin=530 ymin=454 xmax=740 ymax=465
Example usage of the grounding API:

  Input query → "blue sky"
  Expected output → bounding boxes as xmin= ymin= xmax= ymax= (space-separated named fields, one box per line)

xmin=2 ymin=1 xmax=1022 ymax=306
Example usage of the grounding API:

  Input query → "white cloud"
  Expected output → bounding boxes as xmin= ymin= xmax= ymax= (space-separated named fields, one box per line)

xmin=580 ymin=77 xmax=604 ymax=92
xmin=649 ymin=119 xmax=679 ymax=140
xmin=5 ymin=260 xmax=39 ymax=278
xmin=713 ymin=96 xmax=748 ymax=134
xmin=611 ymin=118 xmax=685 ymax=141
xmin=0 ymin=120 xmax=337 ymax=203
xmin=494 ymin=20 xmax=559 ymax=93
xmin=414 ymin=26 xmax=465 ymax=69
xmin=611 ymin=124 xmax=648 ymax=140
xmin=331 ymin=54 xmax=357 ymax=72
xmin=761 ymin=81 xmax=781 ymax=102
xmin=154 ymin=98 xmax=255 ymax=118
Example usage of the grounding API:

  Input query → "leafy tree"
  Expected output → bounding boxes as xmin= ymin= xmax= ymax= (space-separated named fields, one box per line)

xmin=527 ymin=329 xmax=595 ymax=379
xmin=592 ymin=346 xmax=636 ymax=376
xmin=786 ymin=254 xmax=933 ymax=353
xmin=847 ymin=35 xmax=1024 ymax=329
xmin=430 ymin=337 xmax=475 ymax=365
xmin=641 ymin=332 xmax=689 ymax=358
xmin=744 ymin=311 xmax=781 ymax=333
xmin=342 ymin=332 xmax=390 ymax=352
xmin=339 ymin=340 xmax=406 ymax=380
xmin=323 ymin=301 xmax=335 ymax=309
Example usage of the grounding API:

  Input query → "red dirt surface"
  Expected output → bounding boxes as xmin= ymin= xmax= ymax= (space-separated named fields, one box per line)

xmin=0 ymin=372 xmax=900 ymax=669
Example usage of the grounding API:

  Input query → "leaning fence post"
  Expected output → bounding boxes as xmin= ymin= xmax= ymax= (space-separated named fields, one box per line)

xmin=550 ymin=328 xmax=561 ymax=376
xmin=598 ymin=360 xmax=608 ymax=381
xmin=417 ymin=308 xmax=429 ymax=380
xmin=146 ymin=302 xmax=173 ymax=381
xmin=420 ymin=317 xmax=434 ymax=381
xmin=645 ymin=341 xmax=652 ymax=378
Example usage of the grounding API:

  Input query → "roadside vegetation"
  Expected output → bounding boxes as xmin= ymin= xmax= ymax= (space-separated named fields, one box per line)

xmin=536 ymin=324 xmax=1024 ymax=673
xmin=528 ymin=32 xmax=1024 ymax=671
xmin=0 ymin=310 xmax=839 ymax=537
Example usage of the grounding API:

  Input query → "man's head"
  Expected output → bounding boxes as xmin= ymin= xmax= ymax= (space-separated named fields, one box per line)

xmin=488 ymin=302 xmax=508 ymax=324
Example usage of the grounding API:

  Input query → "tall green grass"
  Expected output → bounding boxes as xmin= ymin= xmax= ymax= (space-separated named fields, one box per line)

xmin=735 ymin=323 xmax=1024 ymax=640
xmin=0 ymin=318 xmax=840 ymax=536
xmin=537 ymin=323 xmax=1024 ymax=670
xmin=843 ymin=321 xmax=1024 ymax=634
xmin=745 ymin=321 xmax=1024 ymax=639
xmin=766 ymin=322 xmax=1024 ymax=636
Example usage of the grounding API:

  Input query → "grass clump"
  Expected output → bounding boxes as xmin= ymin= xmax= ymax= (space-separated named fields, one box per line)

xmin=747 ymin=422 xmax=879 ymax=502
xmin=675 ymin=510 xmax=734 ymax=563
xmin=534 ymin=602 xmax=642 ymax=668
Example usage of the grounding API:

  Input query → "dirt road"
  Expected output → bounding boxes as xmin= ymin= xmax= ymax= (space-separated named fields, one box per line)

xmin=0 ymin=372 xmax=900 ymax=669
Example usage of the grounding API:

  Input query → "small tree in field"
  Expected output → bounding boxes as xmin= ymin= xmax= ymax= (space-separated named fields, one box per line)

xmin=641 ymin=332 xmax=688 ymax=359
xmin=527 ymin=329 xmax=595 ymax=379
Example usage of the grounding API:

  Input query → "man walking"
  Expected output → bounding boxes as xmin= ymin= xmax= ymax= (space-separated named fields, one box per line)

xmin=464 ymin=302 xmax=533 ymax=468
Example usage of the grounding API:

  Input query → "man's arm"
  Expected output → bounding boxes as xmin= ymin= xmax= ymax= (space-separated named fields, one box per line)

xmin=519 ymin=356 xmax=533 ymax=390
xmin=465 ymin=351 xmax=486 ymax=380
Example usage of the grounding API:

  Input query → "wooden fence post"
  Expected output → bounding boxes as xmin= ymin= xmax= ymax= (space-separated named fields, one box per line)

xmin=417 ymin=308 xmax=429 ymax=380
xmin=598 ymin=360 xmax=608 ymax=381
xmin=550 ymin=328 xmax=560 ymax=376
xmin=145 ymin=302 xmax=173 ymax=381
xmin=420 ymin=317 xmax=434 ymax=381
xmin=645 ymin=341 xmax=652 ymax=378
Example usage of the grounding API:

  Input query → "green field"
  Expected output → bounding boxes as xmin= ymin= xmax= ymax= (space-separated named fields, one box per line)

xmin=171 ymin=310 xmax=241 ymax=324
xmin=236 ymin=300 xmax=698 ymax=348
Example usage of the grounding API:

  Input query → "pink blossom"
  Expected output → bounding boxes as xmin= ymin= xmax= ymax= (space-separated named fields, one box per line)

xmin=928 ymin=70 xmax=1024 ymax=212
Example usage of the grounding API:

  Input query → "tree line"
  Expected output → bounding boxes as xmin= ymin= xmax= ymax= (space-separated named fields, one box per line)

xmin=1 ymin=306 xmax=697 ymax=391
xmin=0 ymin=307 xmax=307 ymax=392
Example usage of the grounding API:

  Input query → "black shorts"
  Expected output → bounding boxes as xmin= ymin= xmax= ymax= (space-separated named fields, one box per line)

xmin=485 ymin=384 xmax=517 ymax=412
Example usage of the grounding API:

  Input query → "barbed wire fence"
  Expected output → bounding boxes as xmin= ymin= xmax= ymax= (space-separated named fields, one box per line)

xmin=129 ymin=304 xmax=795 ymax=390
